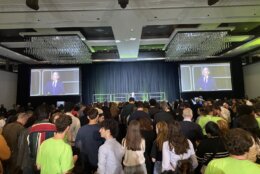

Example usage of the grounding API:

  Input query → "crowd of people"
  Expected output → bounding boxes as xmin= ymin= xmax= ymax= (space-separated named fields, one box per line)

xmin=0 ymin=96 xmax=260 ymax=174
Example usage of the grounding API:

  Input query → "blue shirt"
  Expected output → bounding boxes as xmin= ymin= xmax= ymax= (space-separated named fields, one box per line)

xmin=75 ymin=124 xmax=104 ymax=167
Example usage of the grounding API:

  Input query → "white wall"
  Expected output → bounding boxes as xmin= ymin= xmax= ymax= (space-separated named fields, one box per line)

xmin=243 ymin=61 xmax=260 ymax=99
xmin=0 ymin=70 xmax=17 ymax=109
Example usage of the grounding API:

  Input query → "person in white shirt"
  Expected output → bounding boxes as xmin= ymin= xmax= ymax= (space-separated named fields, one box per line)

xmin=97 ymin=119 xmax=124 ymax=174
xmin=162 ymin=121 xmax=198 ymax=173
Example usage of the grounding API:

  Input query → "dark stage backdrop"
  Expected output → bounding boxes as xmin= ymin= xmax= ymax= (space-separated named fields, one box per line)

xmin=17 ymin=61 xmax=180 ymax=106
xmin=81 ymin=61 xmax=180 ymax=104
xmin=17 ymin=59 xmax=244 ymax=106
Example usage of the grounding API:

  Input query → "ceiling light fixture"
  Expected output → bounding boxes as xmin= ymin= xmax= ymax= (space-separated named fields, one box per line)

xmin=166 ymin=31 xmax=231 ymax=61
xmin=24 ymin=35 xmax=92 ymax=64
xmin=208 ymin=0 xmax=219 ymax=6
xmin=26 ymin=0 xmax=39 ymax=10
xmin=118 ymin=0 xmax=129 ymax=9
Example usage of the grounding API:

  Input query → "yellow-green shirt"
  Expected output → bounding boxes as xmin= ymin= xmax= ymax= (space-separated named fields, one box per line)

xmin=205 ymin=157 xmax=260 ymax=174
xmin=197 ymin=115 xmax=223 ymax=135
xmin=36 ymin=138 xmax=74 ymax=174
xmin=256 ymin=117 xmax=260 ymax=128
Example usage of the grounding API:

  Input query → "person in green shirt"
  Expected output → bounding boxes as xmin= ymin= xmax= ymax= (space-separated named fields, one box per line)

xmin=36 ymin=114 xmax=74 ymax=174
xmin=197 ymin=106 xmax=223 ymax=135
xmin=205 ymin=128 xmax=260 ymax=174
xmin=254 ymin=102 xmax=260 ymax=128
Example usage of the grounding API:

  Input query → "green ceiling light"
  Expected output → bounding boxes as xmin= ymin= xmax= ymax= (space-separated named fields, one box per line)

xmin=222 ymin=37 xmax=260 ymax=56
xmin=140 ymin=44 xmax=165 ymax=50
xmin=225 ymin=35 xmax=254 ymax=42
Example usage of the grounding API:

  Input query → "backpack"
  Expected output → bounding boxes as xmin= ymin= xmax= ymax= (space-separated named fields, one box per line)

xmin=162 ymin=157 xmax=193 ymax=174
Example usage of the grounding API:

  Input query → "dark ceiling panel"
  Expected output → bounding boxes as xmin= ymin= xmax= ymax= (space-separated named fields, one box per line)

xmin=56 ymin=27 xmax=115 ymax=40
xmin=0 ymin=29 xmax=35 ymax=42
xmin=141 ymin=24 xmax=200 ymax=39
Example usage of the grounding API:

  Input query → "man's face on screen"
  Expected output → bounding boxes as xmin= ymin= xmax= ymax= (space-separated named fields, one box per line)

xmin=202 ymin=68 xmax=210 ymax=77
xmin=52 ymin=72 xmax=60 ymax=81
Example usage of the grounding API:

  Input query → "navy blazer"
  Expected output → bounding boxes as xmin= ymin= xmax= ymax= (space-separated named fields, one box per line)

xmin=44 ymin=81 xmax=64 ymax=95
xmin=195 ymin=76 xmax=217 ymax=91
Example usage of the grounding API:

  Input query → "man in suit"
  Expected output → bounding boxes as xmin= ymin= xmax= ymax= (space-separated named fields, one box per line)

xmin=44 ymin=71 xmax=64 ymax=95
xmin=196 ymin=67 xmax=217 ymax=91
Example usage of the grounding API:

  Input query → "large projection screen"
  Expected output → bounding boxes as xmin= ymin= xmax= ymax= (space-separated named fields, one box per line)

xmin=180 ymin=63 xmax=232 ymax=92
xmin=30 ymin=68 xmax=80 ymax=96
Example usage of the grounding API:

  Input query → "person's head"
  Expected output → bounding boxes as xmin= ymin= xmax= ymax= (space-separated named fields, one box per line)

xmin=50 ymin=111 xmax=62 ymax=124
xmin=205 ymin=121 xmax=221 ymax=137
xmin=149 ymin=99 xmax=157 ymax=107
xmin=155 ymin=121 xmax=168 ymax=151
xmin=136 ymin=101 xmax=144 ymax=110
xmin=137 ymin=117 xmax=153 ymax=131
xmin=96 ymin=108 xmax=105 ymax=123
xmin=87 ymin=108 xmax=99 ymax=122
xmin=34 ymin=104 xmax=50 ymax=121
xmin=236 ymin=114 xmax=260 ymax=144
xmin=0 ymin=104 xmax=4 ymax=108
xmin=129 ymin=97 xmax=135 ymax=103
xmin=16 ymin=112 xmax=30 ymax=125
xmin=237 ymin=105 xmax=254 ymax=116
xmin=64 ymin=102 xmax=75 ymax=113
xmin=160 ymin=101 xmax=170 ymax=111
xmin=55 ymin=114 xmax=72 ymax=133
xmin=224 ymin=128 xmax=254 ymax=156
xmin=212 ymin=105 xmax=221 ymax=116
xmin=99 ymin=119 xmax=119 ymax=139
xmin=125 ymin=120 xmax=142 ymax=150
xmin=182 ymin=108 xmax=193 ymax=119
xmin=202 ymin=67 xmax=210 ymax=77
xmin=204 ymin=105 xmax=213 ymax=115
xmin=51 ymin=71 xmax=60 ymax=81
xmin=167 ymin=121 xmax=189 ymax=154
xmin=197 ymin=107 xmax=206 ymax=116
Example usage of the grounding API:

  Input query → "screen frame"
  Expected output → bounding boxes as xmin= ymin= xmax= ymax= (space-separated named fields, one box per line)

xmin=29 ymin=66 xmax=81 ymax=97
xmin=179 ymin=62 xmax=233 ymax=93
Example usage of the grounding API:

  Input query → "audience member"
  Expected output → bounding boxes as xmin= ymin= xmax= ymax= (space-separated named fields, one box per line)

xmin=27 ymin=104 xmax=57 ymax=165
xmin=75 ymin=108 xmax=104 ymax=173
xmin=151 ymin=121 xmax=168 ymax=174
xmin=0 ymin=104 xmax=7 ymax=116
xmin=236 ymin=114 xmax=260 ymax=163
xmin=180 ymin=108 xmax=203 ymax=149
xmin=36 ymin=114 xmax=74 ymax=174
xmin=197 ymin=106 xmax=223 ymax=135
xmin=254 ymin=102 xmax=260 ymax=128
xmin=0 ymin=135 xmax=11 ymax=174
xmin=2 ymin=112 xmax=29 ymax=174
xmin=128 ymin=101 xmax=150 ymax=124
xmin=205 ymin=128 xmax=260 ymax=174
xmin=64 ymin=102 xmax=81 ymax=146
xmin=196 ymin=122 xmax=229 ymax=173
xmin=148 ymin=99 xmax=160 ymax=119
xmin=138 ymin=117 xmax=156 ymax=174
xmin=154 ymin=101 xmax=174 ymax=124
xmin=122 ymin=120 xmax=147 ymax=174
xmin=97 ymin=119 xmax=124 ymax=174
xmin=120 ymin=97 xmax=135 ymax=124
xmin=162 ymin=121 xmax=198 ymax=172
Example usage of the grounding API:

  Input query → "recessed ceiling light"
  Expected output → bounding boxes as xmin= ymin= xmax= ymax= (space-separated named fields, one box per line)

xmin=130 ymin=29 xmax=134 ymax=32
xmin=81 ymin=38 xmax=86 ymax=41
xmin=130 ymin=38 xmax=136 ymax=41
xmin=115 ymin=40 xmax=121 ymax=43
